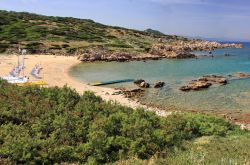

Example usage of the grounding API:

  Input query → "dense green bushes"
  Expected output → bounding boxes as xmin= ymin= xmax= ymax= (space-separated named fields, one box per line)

xmin=0 ymin=80 xmax=246 ymax=164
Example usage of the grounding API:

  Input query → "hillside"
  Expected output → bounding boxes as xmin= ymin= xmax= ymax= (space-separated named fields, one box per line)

xmin=0 ymin=10 xmax=185 ymax=55
xmin=0 ymin=10 xmax=243 ymax=61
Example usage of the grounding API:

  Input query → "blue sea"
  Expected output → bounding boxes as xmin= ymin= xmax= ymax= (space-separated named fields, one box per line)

xmin=69 ymin=42 xmax=250 ymax=119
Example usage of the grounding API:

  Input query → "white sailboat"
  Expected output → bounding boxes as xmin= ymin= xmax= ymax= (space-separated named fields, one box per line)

xmin=1 ymin=49 xmax=29 ymax=84
xmin=5 ymin=76 xmax=29 ymax=84
xmin=31 ymin=63 xmax=43 ymax=79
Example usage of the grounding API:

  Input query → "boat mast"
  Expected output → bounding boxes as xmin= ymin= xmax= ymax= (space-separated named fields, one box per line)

xmin=18 ymin=47 xmax=21 ymax=68
xmin=22 ymin=49 xmax=25 ymax=69
xmin=21 ymin=49 xmax=26 ymax=77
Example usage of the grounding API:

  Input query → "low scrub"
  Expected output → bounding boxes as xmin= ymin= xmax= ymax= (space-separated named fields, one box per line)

xmin=0 ymin=80 xmax=247 ymax=164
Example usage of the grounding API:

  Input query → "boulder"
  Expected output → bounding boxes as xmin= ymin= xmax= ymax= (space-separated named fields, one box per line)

xmin=140 ymin=81 xmax=150 ymax=88
xmin=154 ymin=81 xmax=165 ymax=88
xmin=134 ymin=79 xmax=145 ymax=85
xmin=134 ymin=79 xmax=150 ymax=88
xmin=180 ymin=81 xmax=212 ymax=91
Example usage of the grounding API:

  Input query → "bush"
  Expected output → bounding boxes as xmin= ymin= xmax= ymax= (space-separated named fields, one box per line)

xmin=0 ymin=80 xmax=243 ymax=164
xmin=66 ymin=47 xmax=77 ymax=54
xmin=49 ymin=44 xmax=61 ymax=50
xmin=0 ymin=43 xmax=9 ymax=53
xmin=25 ymin=42 xmax=44 ymax=53
xmin=184 ymin=114 xmax=235 ymax=136
xmin=50 ymin=28 xmax=66 ymax=36
xmin=62 ymin=44 xmax=70 ymax=48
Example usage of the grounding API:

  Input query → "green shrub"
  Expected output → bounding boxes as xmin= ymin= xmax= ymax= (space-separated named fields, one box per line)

xmin=184 ymin=114 xmax=235 ymax=136
xmin=0 ymin=80 xmax=244 ymax=164
xmin=66 ymin=47 xmax=77 ymax=54
xmin=25 ymin=42 xmax=44 ymax=53
xmin=0 ymin=43 xmax=9 ymax=53
xmin=62 ymin=44 xmax=70 ymax=48
xmin=49 ymin=44 xmax=61 ymax=50
xmin=50 ymin=28 xmax=66 ymax=36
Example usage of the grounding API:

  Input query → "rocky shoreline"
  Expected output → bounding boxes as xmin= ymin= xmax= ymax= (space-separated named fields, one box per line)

xmin=110 ymin=72 xmax=250 ymax=130
xmin=78 ymin=40 xmax=243 ymax=62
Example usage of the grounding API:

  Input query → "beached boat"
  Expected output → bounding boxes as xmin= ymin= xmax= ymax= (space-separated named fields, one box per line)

xmin=31 ymin=63 xmax=43 ymax=79
xmin=2 ymin=49 xmax=28 ymax=84
xmin=89 ymin=79 xmax=134 ymax=86
xmin=17 ymin=81 xmax=48 ymax=87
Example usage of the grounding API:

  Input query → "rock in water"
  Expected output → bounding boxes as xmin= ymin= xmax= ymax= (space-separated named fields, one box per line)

xmin=191 ymin=81 xmax=212 ymax=90
xmin=134 ymin=79 xmax=145 ymax=85
xmin=134 ymin=79 xmax=150 ymax=88
xmin=180 ymin=74 xmax=227 ymax=91
xmin=198 ymin=75 xmax=227 ymax=85
xmin=140 ymin=81 xmax=150 ymax=88
xmin=154 ymin=81 xmax=165 ymax=88
xmin=134 ymin=79 xmax=145 ymax=86
xmin=180 ymin=81 xmax=212 ymax=91
xmin=233 ymin=72 xmax=250 ymax=79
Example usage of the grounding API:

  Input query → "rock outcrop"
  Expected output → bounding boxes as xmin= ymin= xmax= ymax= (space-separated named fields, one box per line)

xmin=149 ymin=44 xmax=195 ymax=59
xmin=106 ymin=52 xmax=133 ymax=62
xmin=78 ymin=40 xmax=243 ymax=62
xmin=198 ymin=75 xmax=227 ymax=85
xmin=180 ymin=75 xmax=227 ymax=91
xmin=78 ymin=46 xmax=106 ymax=61
xmin=149 ymin=40 xmax=243 ymax=59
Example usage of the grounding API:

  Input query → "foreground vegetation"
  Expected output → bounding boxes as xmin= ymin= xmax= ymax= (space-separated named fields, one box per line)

xmin=0 ymin=79 xmax=249 ymax=164
xmin=0 ymin=10 xmax=186 ymax=54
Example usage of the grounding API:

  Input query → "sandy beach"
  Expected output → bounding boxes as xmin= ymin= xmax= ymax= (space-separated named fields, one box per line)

xmin=1 ymin=54 xmax=250 ymax=130
xmin=0 ymin=54 xmax=169 ymax=116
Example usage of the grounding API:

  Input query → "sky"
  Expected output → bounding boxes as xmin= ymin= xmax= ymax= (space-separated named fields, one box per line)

xmin=0 ymin=0 xmax=250 ymax=41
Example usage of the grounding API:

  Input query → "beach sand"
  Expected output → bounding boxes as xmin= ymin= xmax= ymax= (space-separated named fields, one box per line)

xmin=0 ymin=54 xmax=169 ymax=116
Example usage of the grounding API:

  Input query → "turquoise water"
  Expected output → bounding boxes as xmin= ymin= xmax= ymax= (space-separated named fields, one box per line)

xmin=69 ymin=43 xmax=250 ymax=116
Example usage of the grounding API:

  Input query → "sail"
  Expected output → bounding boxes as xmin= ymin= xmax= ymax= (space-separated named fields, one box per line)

xmin=21 ymin=49 xmax=26 ymax=70
xmin=9 ymin=66 xmax=19 ymax=77
xmin=31 ymin=64 xmax=43 ymax=79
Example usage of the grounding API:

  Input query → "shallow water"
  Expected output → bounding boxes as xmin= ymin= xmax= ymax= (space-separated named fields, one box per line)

xmin=69 ymin=42 xmax=250 ymax=117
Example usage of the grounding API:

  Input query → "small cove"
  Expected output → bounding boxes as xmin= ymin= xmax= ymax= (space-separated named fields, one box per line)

xmin=69 ymin=42 xmax=250 ymax=121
